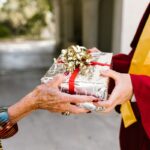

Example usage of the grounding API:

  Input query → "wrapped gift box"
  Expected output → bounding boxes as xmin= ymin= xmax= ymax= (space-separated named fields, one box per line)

xmin=41 ymin=46 xmax=112 ymax=111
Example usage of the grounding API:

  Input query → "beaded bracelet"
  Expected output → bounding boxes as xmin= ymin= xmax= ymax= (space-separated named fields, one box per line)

xmin=0 ymin=107 xmax=18 ymax=140
xmin=0 ymin=107 xmax=9 ymax=130
xmin=0 ymin=107 xmax=8 ymax=113
xmin=0 ymin=107 xmax=8 ymax=150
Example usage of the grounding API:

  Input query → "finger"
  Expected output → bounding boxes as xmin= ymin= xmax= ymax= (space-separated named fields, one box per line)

xmin=95 ymin=100 xmax=113 ymax=108
xmin=47 ymin=74 xmax=66 ymax=87
xmin=60 ymin=93 xmax=98 ymax=103
xmin=100 ymin=106 xmax=114 ymax=113
xmin=47 ymin=103 xmax=89 ymax=114
xmin=94 ymin=101 xmax=115 ymax=113
xmin=93 ymin=82 xmax=121 ymax=108
xmin=95 ymin=91 xmax=119 ymax=108
xmin=68 ymin=104 xmax=89 ymax=114
xmin=100 ymin=69 xmax=120 ymax=81
xmin=107 ymin=85 xmax=122 ymax=106
xmin=94 ymin=91 xmax=120 ymax=112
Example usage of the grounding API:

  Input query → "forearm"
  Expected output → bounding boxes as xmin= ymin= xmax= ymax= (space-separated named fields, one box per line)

xmin=0 ymin=90 xmax=38 ymax=139
xmin=8 ymin=92 xmax=37 ymax=124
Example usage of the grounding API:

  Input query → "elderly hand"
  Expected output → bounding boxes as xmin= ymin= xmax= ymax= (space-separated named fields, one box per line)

xmin=95 ymin=69 xmax=133 ymax=113
xmin=33 ymin=74 xmax=97 ymax=114
xmin=8 ymin=74 xmax=97 ymax=123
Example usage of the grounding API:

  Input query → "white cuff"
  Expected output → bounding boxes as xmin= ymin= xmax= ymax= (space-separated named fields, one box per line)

xmin=131 ymin=95 xmax=136 ymax=102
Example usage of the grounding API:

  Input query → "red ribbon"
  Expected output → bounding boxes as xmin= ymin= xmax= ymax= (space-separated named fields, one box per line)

xmin=69 ymin=68 xmax=80 ymax=94
xmin=68 ymin=62 xmax=110 ymax=94
xmin=90 ymin=61 xmax=110 ymax=67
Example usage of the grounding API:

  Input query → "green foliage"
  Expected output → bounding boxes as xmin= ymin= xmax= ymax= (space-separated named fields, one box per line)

xmin=24 ymin=12 xmax=47 ymax=37
xmin=0 ymin=24 xmax=11 ymax=38
xmin=0 ymin=0 xmax=53 ymax=39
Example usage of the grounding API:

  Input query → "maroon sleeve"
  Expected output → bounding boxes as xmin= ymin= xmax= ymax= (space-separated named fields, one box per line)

xmin=130 ymin=74 xmax=150 ymax=138
xmin=109 ymin=53 xmax=133 ymax=94
xmin=112 ymin=49 xmax=136 ymax=73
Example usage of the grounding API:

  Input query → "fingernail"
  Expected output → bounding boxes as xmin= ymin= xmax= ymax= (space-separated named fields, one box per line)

xmin=71 ymin=103 xmax=76 ymax=105
xmin=64 ymin=72 xmax=69 ymax=76
xmin=87 ymin=111 xmax=91 ymax=113
xmin=93 ymin=100 xmax=99 ymax=103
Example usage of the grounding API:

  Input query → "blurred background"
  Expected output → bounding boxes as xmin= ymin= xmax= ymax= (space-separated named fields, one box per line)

xmin=0 ymin=0 xmax=149 ymax=150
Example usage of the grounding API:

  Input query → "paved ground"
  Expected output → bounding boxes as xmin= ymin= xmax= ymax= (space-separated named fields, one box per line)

xmin=0 ymin=69 xmax=121 ymax=150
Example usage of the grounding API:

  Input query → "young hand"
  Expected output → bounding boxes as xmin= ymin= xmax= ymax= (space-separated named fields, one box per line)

xmin=95 ymin=69 xmax=133 ymax=113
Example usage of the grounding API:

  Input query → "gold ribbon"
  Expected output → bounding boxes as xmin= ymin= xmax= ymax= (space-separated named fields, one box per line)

xmin=121 ymin=15 xmax=150 ymax=128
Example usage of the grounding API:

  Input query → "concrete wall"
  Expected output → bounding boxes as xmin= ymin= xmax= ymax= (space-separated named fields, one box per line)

xmin=53 ymin=0 xmax=114 ymax=51
xmin=112 ymin=0 xmax=149 ymax=54
xmin=111 ymin=0 xmax=123 ymax=54
xmin=82 ymin=0 xmax=99 ymax=48
xmin=98 ymin=0 xmax=114 ymax=52
xmin=53 ymin=0 xmax=149 ymax=54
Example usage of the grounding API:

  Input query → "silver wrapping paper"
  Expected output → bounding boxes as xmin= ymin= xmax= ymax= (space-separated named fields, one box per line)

xmin=41 ymin=51 xmax=112 ymax=111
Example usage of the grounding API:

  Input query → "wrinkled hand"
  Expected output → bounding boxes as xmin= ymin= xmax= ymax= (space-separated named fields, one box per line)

xmin=95 ymin=69 xmax=133 ymax=112
xmin=32 ymin=74 xmax=97 ymax=114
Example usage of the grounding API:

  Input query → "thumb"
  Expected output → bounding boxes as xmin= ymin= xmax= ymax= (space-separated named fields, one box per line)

xmin=101 ymin=69 xmax=120 ymax=80
xmin=47 ymin=74 xmax=66 ymax=87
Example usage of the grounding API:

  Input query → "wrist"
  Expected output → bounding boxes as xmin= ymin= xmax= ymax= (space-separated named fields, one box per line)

xmin=25 ymin=91 xmax=39 ymax=110
xmin=128 ymin=74 xmax=133 ymax=90
xmin=29 ymin=88 xmax=42 ymax=110
xmin=127 ymin=74 xmax=133 ymax=99
xmin=8 ymin=92 xmax=37 ymax=123
xmin=0 ymin=108 xmax=9 ymax=124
